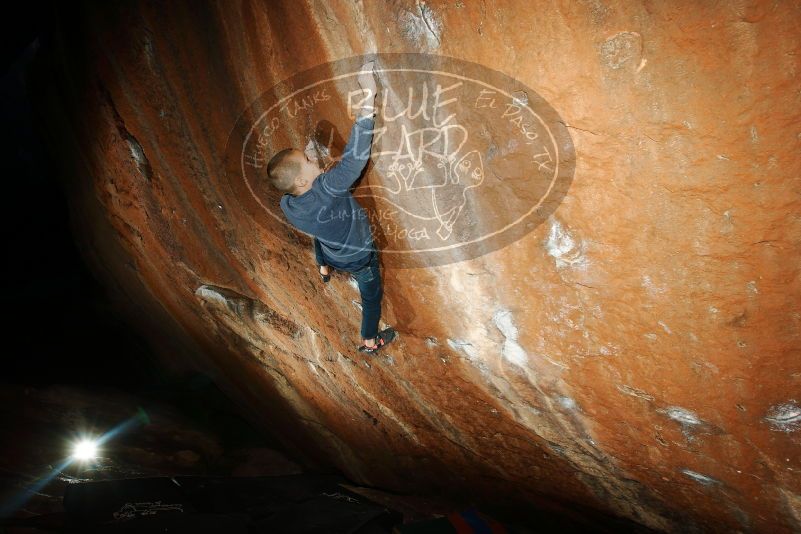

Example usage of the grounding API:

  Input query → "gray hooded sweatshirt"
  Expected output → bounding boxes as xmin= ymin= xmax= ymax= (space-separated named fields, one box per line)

xmin=280 ymin=113 xmax=376 ymax=270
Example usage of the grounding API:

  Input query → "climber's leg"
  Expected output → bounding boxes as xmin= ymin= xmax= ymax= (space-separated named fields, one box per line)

xmin=313 ymin=237 xmax=325 ymax=266
xmin=313 ymin=237 xmax=330 ymax=281
xmin=351 ymin=250 xmax=382 ymax=345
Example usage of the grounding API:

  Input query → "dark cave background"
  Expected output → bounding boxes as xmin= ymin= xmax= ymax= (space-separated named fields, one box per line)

xmin=2 ymin=2 xmax=154 ymax=388
xmin=0 ymin=0 xmax=292 ymax=494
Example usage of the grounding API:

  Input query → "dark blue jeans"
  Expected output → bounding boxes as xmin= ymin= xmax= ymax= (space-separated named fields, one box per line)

xmin=314 ymin=237 xmax=382 ymax=341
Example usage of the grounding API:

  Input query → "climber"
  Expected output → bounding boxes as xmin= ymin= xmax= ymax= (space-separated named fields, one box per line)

xmin=267 ymin=60 xmax=395 ymax=354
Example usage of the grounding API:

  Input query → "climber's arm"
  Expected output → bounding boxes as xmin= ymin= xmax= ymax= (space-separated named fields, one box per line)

xmin=320 ymin=61 xmax=379 ymax=195
xmin=319 ymin=110 xmax=376 ymax=195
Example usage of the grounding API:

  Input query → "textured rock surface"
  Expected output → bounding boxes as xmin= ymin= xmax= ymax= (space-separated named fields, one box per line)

xmin=29 ymin=1 xmax=800 ymax=531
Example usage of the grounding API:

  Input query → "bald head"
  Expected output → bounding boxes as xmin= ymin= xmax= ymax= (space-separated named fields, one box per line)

xmin=267 ymin=148 xmax=324 ymax=196
xmin=267 ymin=148 xmax=302 ymax=194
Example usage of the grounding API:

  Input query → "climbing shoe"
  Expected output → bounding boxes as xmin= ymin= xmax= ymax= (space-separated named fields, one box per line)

xmin=358 ymin=327 xmax=397 ymax=354
xmin=319 ymin=265 xmax=331 ymax=283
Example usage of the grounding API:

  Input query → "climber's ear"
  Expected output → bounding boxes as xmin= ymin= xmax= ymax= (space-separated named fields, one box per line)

xmin=293 ymin=174 xmax=306 ymax=191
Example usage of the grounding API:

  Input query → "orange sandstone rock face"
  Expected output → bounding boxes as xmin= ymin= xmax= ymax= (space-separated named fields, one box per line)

xmin=30 ymin=1 xmax=800 ymax=531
